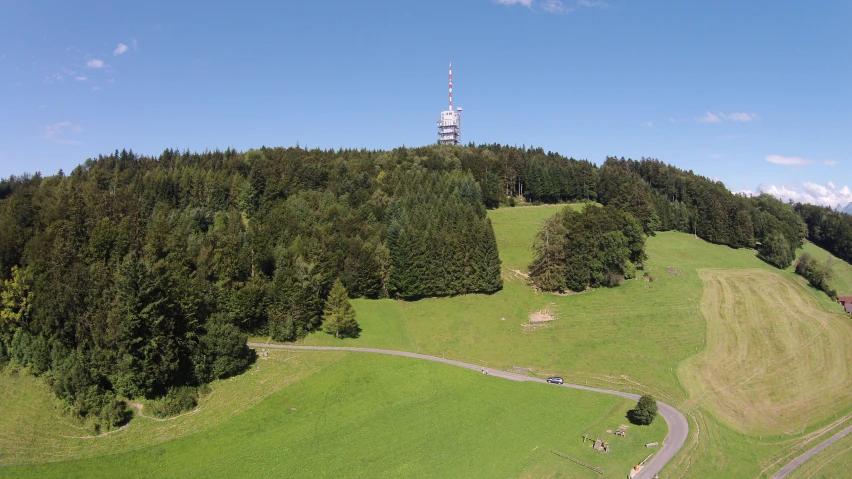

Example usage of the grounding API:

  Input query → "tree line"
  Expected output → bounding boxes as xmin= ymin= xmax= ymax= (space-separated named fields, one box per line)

xmin=526 ymin=156 xmax=843 ymax=292
xmin=795 ymin=204 xmax=852 ymax=266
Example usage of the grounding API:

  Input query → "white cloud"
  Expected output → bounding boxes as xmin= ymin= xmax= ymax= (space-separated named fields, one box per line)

xmin=709 ymin=153 xmax=723 ymax=159
xmin=699 ymin=111 xmax=760 ymax=123
xmin=91 ymin=86 xmax=100 ymax=92
xmin=749 ymin=182 xmax=852 ymax=208
xmin=492 ymin=0 xmax=605 ymax=13
xmin=75 ymin=76 xmax=87 ymax=81
xmin=43 ymin=121 xmax=84 ymax=144
xmin=825 ymin=160 xmax=838 ymax=166
xmin=541 ymin=0 xmax=569 ymax=13
xmin=113 ymin=43 xmax=128 ymax=56
xmin=44 ymin=121 xmax=69 ymax=139
xmin=86 ymin=58 xmax=105 ymax=68
xmin=700 ymin=112 xmax=721 ymax=123
xmin=766 ymin=155 xmax=813 ymax=166
xmin=642 ymin=121 xmax=654 ymax=128
xmin=132 ymin=39 xmax=138 ymax=51
xmin=44 ymin=73 xmax=64 ymax=83
xmin=723 ymin=112 xmax=760 ymax=122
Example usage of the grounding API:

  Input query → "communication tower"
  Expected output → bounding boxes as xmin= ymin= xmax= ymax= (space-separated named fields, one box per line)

xmin=437 ymin=62 xmax=462 ymax=145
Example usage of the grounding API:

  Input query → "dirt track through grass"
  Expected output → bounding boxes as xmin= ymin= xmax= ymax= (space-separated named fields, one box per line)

xmin=678 ymin=269 xmax=852 ymax=436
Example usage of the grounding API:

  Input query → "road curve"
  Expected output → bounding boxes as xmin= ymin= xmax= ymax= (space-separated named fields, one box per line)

xmin=771 ymin=424 xmax=852 ymax=478
xmin=249 ymin=343 xmax=688 ymax=479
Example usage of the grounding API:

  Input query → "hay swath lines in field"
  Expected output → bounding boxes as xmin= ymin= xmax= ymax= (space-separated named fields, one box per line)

xmin=678 ymin=269 xmax=852 ymax=436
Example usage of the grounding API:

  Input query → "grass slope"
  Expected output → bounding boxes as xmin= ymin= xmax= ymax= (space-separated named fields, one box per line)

xmin=3 ymin=351 xmax=665 ymax=479
xmin=786 ymin=429 xmax=852 ymax=479
xmin=300 ymin=207 xmax=757 ymax=402
xmin=0 ymin=351 xmax=343 ymax=465
xmin=679 ymin=269 xmax=852 ymax=436
xmin=285 ymin=204 xmax=852 ymax=478
xmin=8 ymin=203 xmax=852 ymax=478
xmin=486 ymin=204 xmax=585 ymax=273
xmin=794 ymin=242 xmax=852 ymax=297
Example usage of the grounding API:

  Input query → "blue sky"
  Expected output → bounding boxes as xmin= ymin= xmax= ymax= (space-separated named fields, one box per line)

xmin=2 ymin=0 xmax=851 ymax=206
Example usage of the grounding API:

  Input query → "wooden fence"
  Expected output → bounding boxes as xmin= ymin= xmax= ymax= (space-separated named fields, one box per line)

xmin=550 ymin=450 xmax=604 ymax=475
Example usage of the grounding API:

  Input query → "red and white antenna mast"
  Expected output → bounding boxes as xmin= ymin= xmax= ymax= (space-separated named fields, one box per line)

xmin=448 ymin=61 xmax=453 ymax=110
xmin=437 ymin=60 xmax=461 ymax=145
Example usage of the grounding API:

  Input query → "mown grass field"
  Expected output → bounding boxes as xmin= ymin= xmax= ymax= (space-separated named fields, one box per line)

xmin=286 ymin=204 xmax=852 ymax=478
xmin=679 ymin=269 xmax=852 ymax=436
xmin=1 ymin=351 xmax=665 ymax=479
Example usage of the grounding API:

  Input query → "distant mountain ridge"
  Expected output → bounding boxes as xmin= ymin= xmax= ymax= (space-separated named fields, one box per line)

xmin=843 ymin=203 xmax=852 ymax=215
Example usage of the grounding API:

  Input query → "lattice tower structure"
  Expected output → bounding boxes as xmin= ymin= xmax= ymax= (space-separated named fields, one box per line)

xmin=437 ymin=61 xmax=462 ymax=145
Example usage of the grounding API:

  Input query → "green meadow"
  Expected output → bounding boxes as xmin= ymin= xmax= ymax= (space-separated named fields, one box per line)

xmin=292 ymin=204 xmax=852 ymax=478
xmin=785 ymin=427 xmax=852 ymax=479
xmin=302 ymin=205 xmax=848 ymax=403
xmin=4 ymin=203 xmax=852 ymax=478
xmin=1 ymin=351 xmax=665 ymax=479
xmin=795 ymin=241 xmax=852 ymax=297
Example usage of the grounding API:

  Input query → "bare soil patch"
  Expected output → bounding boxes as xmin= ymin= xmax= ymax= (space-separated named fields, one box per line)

xmin=666 ymin=267 xmax=683 ymax=277
xmin=528 ymin=308 xmax=555 ymax=323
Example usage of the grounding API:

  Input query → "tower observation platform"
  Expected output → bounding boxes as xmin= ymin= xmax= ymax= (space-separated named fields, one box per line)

xmin=437 ymin=62 xmax=462 ymax=145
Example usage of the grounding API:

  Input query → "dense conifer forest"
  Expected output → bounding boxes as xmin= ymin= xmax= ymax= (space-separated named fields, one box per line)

xmin=0 ymin=143 xmax=850 ymax=428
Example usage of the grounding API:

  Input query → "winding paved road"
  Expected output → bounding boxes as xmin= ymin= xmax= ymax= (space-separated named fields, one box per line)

xmin=249 ymin=343 xmax=689 ymax=479
xmin=771 ymin=423 xmax=852 ymax=479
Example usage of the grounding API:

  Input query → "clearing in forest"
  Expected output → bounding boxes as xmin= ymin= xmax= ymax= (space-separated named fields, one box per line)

xmin=678 ymin=268 xmax=852 ymax=436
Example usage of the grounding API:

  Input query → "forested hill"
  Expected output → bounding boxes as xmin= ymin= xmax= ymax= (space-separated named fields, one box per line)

xmin=0 ymin=145 xmax=506 ymax=429
xmin=1 ymin=143 xmax=851 ymax=429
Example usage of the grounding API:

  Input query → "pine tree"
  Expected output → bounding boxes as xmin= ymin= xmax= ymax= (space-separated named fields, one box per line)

xmin=477 ymin=219 xmax=503 ymax=292
xmin=322 ymin=279 xmax=358 ymax=338
xmin=529 ymin=215 xmax=569 ymax=291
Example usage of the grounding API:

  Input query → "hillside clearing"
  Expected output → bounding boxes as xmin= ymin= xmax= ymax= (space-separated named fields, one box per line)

xmin=679 ymin=269 xmax=852 ymax=436
xmin=288 ymin=206 xmax=852 ymax=478
xmin=486 ymin=203 xmax=587 ymax=273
